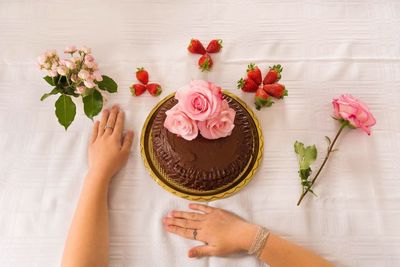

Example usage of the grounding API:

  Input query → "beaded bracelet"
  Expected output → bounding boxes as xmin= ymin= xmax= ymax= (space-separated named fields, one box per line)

xmin=248 ymin=226 xmax=270 ymax=257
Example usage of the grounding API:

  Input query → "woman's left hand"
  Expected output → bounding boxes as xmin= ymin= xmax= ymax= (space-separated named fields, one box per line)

xmin=88 ymin=105 xmax=134 ymax=184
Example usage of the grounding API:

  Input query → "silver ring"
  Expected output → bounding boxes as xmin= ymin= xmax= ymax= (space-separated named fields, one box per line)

xmin=193 ymin=229 xmax=197 ymax=240
xmin=104 ymin=125 xmax=114 ymax=130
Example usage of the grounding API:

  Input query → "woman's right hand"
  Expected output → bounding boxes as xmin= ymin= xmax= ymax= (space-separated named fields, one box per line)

xmin=163 ymin=204 xmax=259 ymax=258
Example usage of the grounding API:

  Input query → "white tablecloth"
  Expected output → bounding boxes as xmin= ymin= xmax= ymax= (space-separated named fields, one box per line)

xmin=1 ymin=0 xmax=399 ymax=266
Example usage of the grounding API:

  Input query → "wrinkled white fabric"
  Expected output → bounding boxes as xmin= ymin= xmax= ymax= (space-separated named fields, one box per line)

xmin=0 ymin=0 xmax=399 ymax=266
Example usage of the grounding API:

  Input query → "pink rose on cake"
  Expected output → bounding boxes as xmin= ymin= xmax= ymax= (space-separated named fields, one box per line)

xmin=198 ymin=100 xmax=236 ymax=139
xmin=175 ymin=80 xmax=222 ymax=121
xmin=163 ymin=105 xmax=199 ymax=141
xmin=164 ymin=80 xmax=236 ymax=141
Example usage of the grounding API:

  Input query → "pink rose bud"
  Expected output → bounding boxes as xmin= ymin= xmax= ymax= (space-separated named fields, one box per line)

xmin=37 ymin=54 xmax=47 ymax=65
xmin=43 ymin=62 xmax=51 ymax=69
xmin=64 ymin=45 xmax=77 ymax=54
xmin=84 ymin=61 xmax=95 ymax=68
xmin=332 ymin=94 xmax=376 ymax=135
xmin=64 ymin=59 xmax=76 ymax=70
xmin=57 ymin=66 xmax=68 ymax=76
xmin=164 ymin=105 xmax=199 ymax=141
xmin=93 ymin=71 xmax=103 ymax=82
xmin=91 ymin=62 xmax=99 ymax=70
xmin=198 ymin=100 xmax=236 ymax=140
xmin=175 ymin=80 xmax=222 ymax=121
xmin=75 ymin=86 xmax=86 ymax=94
xmin=84 ymin=54 xmax=95 ymax=62
xmin=84 ymin=79 xmax=96 ymax=88
xmin=78 ymin=69 xmax=90 ymax=80
xmin=79 ymin=46 xmax=91 ymax=54
xmin=70 ymin=74 xmax=78 ymax=83
xmin=47 ymin=70 xmax=58 ymax=77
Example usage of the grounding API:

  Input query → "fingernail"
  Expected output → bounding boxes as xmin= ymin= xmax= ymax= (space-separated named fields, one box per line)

xmin=168 ymin=211 xmax=174 ymax=217
xmin=189 ymin=250 xmax=196 ymax=258
xmin=162 ymin=217 xmax=167 ymax=223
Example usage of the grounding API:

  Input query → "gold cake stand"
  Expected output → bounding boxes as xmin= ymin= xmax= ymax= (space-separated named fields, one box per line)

xmin=140 ymin=91 xmax=264 ymax=201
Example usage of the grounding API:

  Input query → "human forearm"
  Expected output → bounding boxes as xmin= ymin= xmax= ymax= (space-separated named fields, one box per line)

xmin=258 ymin=232 xmax=335 ymax=267
xmin=61 ymin=171 xmax=110 ymax=267
xmin=61 ymin=106 xmax=133 ymax=267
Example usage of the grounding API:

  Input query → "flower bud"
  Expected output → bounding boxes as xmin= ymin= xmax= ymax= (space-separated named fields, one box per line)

xmin=48 ymin=70 xmax=58 ymax=77
xmin=75 ymin=86 xmax=86 ymax=94
xmin=78 ymin=69 xmax=90 ymax=80
xmin=79 ymin=46 xmax=91 ymax=54
xmin=93 ymin=71 xmax=103 ymax=82
xmin=57 ymin=66 xmax=68 ymax=76
xmin=84 ymin=79 xmax=96 ymax=88
xmin=64 ymin=59 xmax=76 ymax=70
xmin=64 ymin=45 xmax=77 ymax=54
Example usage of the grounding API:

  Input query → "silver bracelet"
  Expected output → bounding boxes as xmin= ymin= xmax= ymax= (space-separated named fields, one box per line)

xmin=248 ymin=226 xmax=270 ymax=257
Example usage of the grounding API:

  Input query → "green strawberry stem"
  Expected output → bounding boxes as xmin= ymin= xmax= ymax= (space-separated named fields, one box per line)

xmin=297 ymin=121 xmax=348 ymax=206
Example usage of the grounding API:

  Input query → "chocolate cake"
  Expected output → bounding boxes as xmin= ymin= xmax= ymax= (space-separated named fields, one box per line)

xmin=151 ymin=93 xmax=256 ymax=191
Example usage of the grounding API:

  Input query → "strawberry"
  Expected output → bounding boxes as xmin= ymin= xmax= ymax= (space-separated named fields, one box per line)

xmin=136 ymin=67 xmax=149 ymax=84
xmin=198 ymin=54 xmax=213 ymax=72
xmin=187 ymin=39 xmax=206 ymax=55
xmin=146 ymin=83 xmax=162 ymax=96
xmin=255 ymin=87 xmax=274 ymax=110
xmin=237 ymin=78 xmax=258 ymax=92
xmin=263 ymin=64 xmax=282 ymax=85
xmin=262 ymin=83 xmax=287 ymax=99
xmin=246 ymin=63 xmax=262 ymax=85
xmin=206 ymin=39 xmax=223 ymax=53
xmin=130 ymin=84 xmax=146 ymax=96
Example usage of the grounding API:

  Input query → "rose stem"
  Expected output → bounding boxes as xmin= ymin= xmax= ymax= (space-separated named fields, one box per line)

xmin=297 ymin=121 xmax=348 ymax=206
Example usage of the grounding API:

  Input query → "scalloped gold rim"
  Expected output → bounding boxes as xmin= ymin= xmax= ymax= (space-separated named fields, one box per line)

xmin=140 ymin=90 xmax=264 ymax=202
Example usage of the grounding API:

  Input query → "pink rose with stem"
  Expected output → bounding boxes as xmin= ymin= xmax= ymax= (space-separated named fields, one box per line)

xmin=332 ymin=94 xmax=376 ymax=135
xmin=296 ymin=94 xmax=376 ymax=206
xmin=198 ymin=100 xmax=236 ymax=139
xmin=164 ymin=105 xmax=199 ymax=141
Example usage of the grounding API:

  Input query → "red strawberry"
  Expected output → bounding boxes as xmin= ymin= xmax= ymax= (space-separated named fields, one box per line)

xmin=198 ymin=54 xmax=213 ymax=72
xmin=262 ymin=83 xmax=287 ymax=99
xmin=246 ymin=63 xmax=262 ymax=85
xmin=130 ymin=84 xmax=146 ymax=96
xmin=206 ymin=39 xmax=223 ymax=53
xmin=146 ymin=83 xmax=162 ymax=96
xmin=237 ymin=78 xmax=258 ymax=92
xmin=187 ymin=39 xmax=206 ymax=55
xmin=263 ymin=64 xmax=282 ymax=85
xmin=136 ymin=67 xmax=149 ymax=84
xmin=255 ymin=87 xmax=274 ymax=110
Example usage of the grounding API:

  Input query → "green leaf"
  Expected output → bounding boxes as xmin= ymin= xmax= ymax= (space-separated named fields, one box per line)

xmin=40 ymin=88 xmax=59 ymax=101
xmin=299 ymin=167 xmax=312 ymax=181
xmin=55 ymin=95 xmax=76 ymax=130
xmin=303 ymin=145 xmax=317 ymax=167
xmin=294 ymin=141 xmax=305 ymax=156
xmin=97 ymin=75 xmax=117 ymax=93
xmin=83 ymin=89 xmax=103 ymax=120
xmin=294 ymin=141 xmax=317 ymax=172
xmin=43 ymin=76 xmax=56 ymax=86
